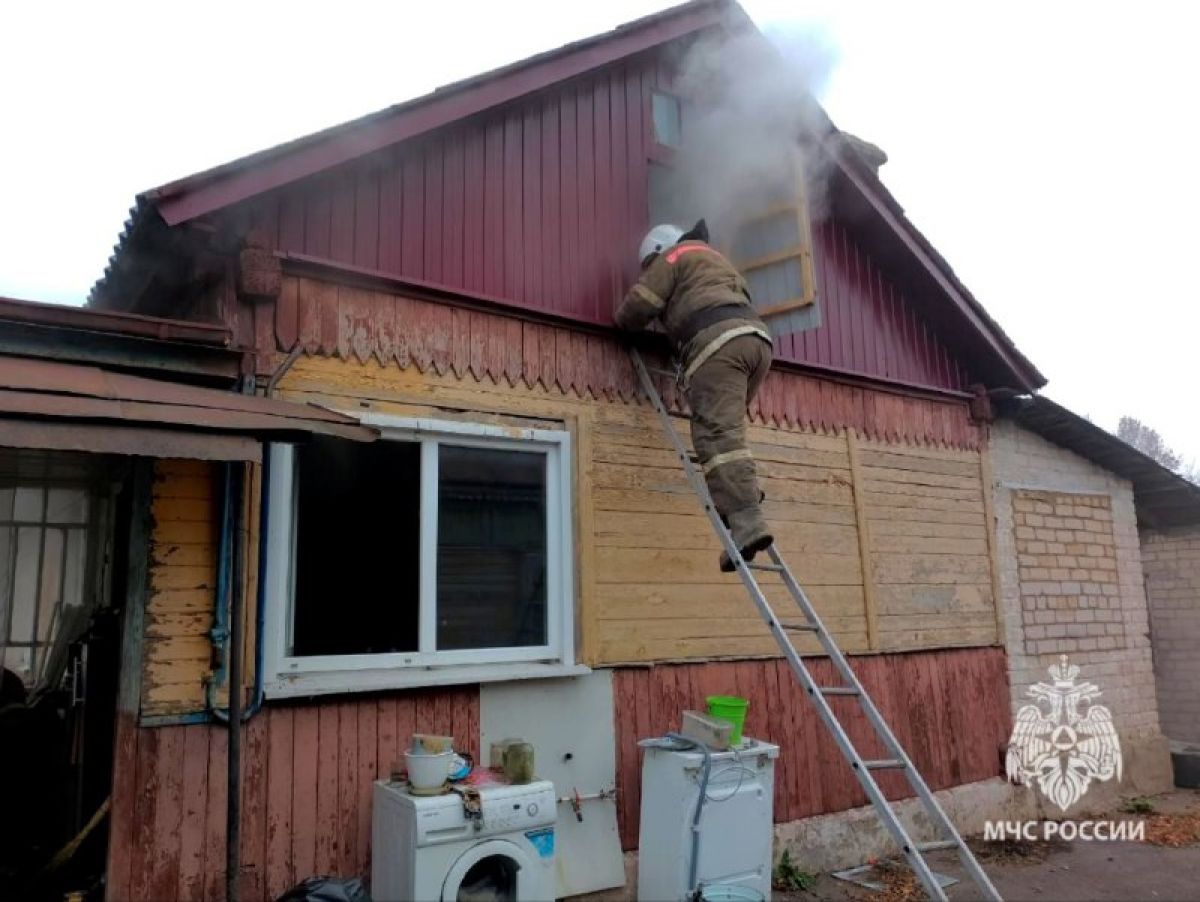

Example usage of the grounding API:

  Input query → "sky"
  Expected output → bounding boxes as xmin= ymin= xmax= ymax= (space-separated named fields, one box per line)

xmin=2 ymin=1 xmax=1197 ymax=462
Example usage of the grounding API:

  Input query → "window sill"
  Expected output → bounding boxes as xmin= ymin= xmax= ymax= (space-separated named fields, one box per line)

xmin=263 ymin=660 xmax=591 ymax=700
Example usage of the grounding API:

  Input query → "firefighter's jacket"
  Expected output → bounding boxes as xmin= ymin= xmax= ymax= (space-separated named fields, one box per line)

xmin=614 ymin=240 xmax=770 ymax=383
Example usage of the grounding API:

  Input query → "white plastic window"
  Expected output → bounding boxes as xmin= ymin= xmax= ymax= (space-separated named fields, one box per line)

xmin=263 ymin=416 xmax=579 ymax=696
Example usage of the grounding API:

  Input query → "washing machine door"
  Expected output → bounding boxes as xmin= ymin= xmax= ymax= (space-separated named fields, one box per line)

xmin=441 ymin=838 xmax=536 ymax=902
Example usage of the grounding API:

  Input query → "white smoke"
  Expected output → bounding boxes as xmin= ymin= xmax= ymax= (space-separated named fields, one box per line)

xmin=652 ymin=22 xmax=840 ymax=246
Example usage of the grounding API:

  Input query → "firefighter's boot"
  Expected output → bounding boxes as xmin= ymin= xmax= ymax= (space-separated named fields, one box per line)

xmin=718 ymin=506 xmax=774 ymax=572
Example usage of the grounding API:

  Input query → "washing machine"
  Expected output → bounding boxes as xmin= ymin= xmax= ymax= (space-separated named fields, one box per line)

xmin=637 ymin=737 xmax=779 ymax=901
xmin=371 ymin=778 xmax=557 ymax=902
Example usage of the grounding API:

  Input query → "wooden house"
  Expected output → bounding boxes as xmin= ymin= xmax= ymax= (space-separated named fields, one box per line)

xmin=74 ymin=1 xmax=1078 ymax=897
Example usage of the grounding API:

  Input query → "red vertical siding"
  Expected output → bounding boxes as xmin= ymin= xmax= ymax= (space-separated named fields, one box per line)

xmin=107 ymin=686 xmax=479 ymax=902
xmin=236 ymin=57 xmax=972 ymax=392
xmin=612 ymin=646 xmax=1011 ymax=851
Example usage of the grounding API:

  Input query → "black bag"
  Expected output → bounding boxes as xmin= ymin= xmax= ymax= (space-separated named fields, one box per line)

xmin=276 ymin=876 xmax=372 ymax=902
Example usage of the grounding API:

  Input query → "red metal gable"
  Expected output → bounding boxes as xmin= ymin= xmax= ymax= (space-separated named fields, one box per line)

xmin=89 ymin=0 xmax=1043 ymax=394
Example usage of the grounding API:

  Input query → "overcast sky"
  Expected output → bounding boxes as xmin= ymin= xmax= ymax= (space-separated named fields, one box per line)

xmin=2 ymin=1 xmax=1197 ymax=462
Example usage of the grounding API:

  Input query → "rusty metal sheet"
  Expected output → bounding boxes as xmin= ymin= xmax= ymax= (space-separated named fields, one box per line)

xmin=0 ymin=389 xmax=370 ymax=443
xmin=0 ymin=420 xmax=261 ymax=461
xmin=0 ymin=295 xmax=231 ymax=346
xmin=0 ymin=355 xmax=374 ymax=441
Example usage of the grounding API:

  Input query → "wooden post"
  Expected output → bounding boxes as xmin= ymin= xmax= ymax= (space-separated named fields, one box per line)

xmin=846 ymin=429 xmax=880 ymax=651
xmin=574 ymin=410 xmax=599 ymax=666
xmin=979 ymin=437 xmax=1007 ymax=645
xmin=108 ymin=458 xmax=154 ymax=901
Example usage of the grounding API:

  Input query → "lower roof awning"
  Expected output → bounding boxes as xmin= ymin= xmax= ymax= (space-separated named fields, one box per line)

xmin=0 ymin=354 xmax=376 ymax=462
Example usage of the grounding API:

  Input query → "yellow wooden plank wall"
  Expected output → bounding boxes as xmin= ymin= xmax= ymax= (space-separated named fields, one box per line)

xmin=138 ymin=352 xmax=1000 ymax=713
xmin=143 ymin=459 xmax=219 ymax=716
xmin=858 ymin=440 xmax=997 ymax=650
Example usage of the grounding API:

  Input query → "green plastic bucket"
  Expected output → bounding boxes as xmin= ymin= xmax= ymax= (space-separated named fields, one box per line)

xmin=706 ymin=695 xmax=749 ymax=744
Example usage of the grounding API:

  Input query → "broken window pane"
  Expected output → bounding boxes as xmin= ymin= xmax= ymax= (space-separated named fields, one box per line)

xmin=436 ymin=445 xmax=547 ymax=650
xmin=746 ymin=258 xmax=804 ymax=309
xmin=731 ymin=211 xmax=802 ymax=262
xmin=13 ymin=487 xmax=43 ymax=522
xmin=46 ymin=488 xmax=88 ymax=525
xmin=291 ymin=438 xmax=421 ymax=657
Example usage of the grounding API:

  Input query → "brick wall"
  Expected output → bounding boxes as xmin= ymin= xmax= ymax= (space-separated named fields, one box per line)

xmin=1012 ymin=490 xmax=1125 ymax=654
xmin=991 ymin=420 xmax=1161 ymax=740
xmin=1141 ymin=524 xmax=1200 ymax=745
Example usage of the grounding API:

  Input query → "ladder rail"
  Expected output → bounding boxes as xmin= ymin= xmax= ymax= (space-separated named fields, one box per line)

xmin=628 ymin=349 xmax=1001 ymax=902
xmin=769 ymin=543 xmax=1001 ymax=893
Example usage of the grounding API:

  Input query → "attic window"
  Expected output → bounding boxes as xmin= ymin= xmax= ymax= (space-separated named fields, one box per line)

xmin=729 ymin=202 xmax=817 ymax=318
xmin=651 ymin=92 xmax=682 ymax=148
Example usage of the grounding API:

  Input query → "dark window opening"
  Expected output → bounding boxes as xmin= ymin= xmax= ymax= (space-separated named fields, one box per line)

xmin=437 ymin=446 xmax=547 ymax=651
xmin=292 ymin=437 xmax=421 ymax=656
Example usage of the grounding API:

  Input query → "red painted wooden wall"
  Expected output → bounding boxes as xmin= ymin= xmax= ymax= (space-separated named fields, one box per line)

xmin=232 ymin=55 xmax=972 ymax=393
xmin=106 ymin=650 xmax=1009 ymax=899
xmin=612 ymin=646 xmax=1011 ymax=850
xmin=270 ymin=274 xmax=983 ymax=449
xmin=106 ymin=686 xmax=479 ymax=902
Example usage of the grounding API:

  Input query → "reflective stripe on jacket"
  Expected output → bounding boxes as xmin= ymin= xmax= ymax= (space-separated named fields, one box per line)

xmin=614 ymin=240 xmax=770 ymax=379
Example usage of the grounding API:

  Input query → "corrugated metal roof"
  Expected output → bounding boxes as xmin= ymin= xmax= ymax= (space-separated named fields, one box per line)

xmin=0 ymin=354 xmax=376 ymax=448
xmin=1003 ymin=395 xmax=1200 ymax=528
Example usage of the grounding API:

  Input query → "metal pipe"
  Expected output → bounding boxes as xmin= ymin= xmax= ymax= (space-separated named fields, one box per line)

xmin=241 ymin=446 xmax=269 ymax=720
xmin=555 ymin=789 xmax=618 ymax=804
xmin=225 ymin=465 xmax=246 ymax=902
xmin=204 ymin=463 xmax=234 ymax=719
xmin=641 ymin=733 xmax=711 ymax=900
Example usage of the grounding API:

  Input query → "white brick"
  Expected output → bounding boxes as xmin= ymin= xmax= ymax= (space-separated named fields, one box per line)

xmin=991 ymin=420 xmax=1162 ymax=746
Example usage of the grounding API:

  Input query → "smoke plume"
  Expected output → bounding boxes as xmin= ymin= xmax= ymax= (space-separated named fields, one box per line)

xmin=652 ymin=23 xmax=840 ymax=247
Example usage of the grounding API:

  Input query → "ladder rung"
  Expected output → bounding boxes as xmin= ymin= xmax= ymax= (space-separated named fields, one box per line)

xmin=775 ymin=621 xmax=818 ymax=632
xmin=861 ymin=758 xmax=906 ymax=770
xmin=627 ymin=349 xmax=1001 ymax=902
xmin=917 ymin=840 xmax=960 ymax=852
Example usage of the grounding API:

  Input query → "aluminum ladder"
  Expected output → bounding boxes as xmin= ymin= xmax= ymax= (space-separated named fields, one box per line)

xmin=629 ymin=348 xmax=1001 ymax=902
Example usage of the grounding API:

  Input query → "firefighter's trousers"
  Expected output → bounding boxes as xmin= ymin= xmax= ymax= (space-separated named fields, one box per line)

xmin=685 ymin=334 xmax=773 ymax=529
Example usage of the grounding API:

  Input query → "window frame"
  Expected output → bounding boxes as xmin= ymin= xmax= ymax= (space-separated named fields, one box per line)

xmin=262 ymin=414 xmax=582 ymax=698
xmin=728 ymin=200 xmax=819 ymax=318
xmin=650 ymin=90 xmax=684 ymax=152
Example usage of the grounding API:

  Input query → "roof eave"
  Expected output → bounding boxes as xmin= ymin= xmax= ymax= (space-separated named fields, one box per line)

xmin=147 ymin=0 xmax=738 ymax=226
xmin=826 ymin=137 xmax=1046 ymax=393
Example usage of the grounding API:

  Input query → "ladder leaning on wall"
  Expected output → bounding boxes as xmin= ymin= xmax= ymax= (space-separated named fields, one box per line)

xmin=629 ymin=348 xmax=1002 ymax=902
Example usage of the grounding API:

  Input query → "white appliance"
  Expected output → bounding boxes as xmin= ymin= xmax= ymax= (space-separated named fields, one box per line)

xmin=372 ymin=779 xmax=557 ymax=902
xmin=637 ymin=737 xmax=779 ymax=901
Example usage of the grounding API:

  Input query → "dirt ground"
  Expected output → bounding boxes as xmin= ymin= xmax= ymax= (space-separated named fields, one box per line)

xmin=779 ymin=790 xmax=1200 ymax=902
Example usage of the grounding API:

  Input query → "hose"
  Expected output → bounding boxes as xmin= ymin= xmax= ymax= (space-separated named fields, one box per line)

xmin=641 ymin=733 xmax=712 ymax=899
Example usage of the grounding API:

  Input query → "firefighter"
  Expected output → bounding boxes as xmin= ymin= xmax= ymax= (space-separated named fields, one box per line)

xmin=615 ymin=220 xmax=774 ymax=571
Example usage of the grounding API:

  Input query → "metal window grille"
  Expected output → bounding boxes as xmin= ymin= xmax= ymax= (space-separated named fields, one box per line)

xmin=0 ymin=481 xmax=101 ymax=689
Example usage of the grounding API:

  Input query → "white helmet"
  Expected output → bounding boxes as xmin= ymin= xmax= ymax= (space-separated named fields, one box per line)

xmin=639 ymin=223 xmax=685 ymax=265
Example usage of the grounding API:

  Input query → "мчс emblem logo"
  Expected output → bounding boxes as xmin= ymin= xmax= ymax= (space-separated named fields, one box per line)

xmin=1005 ymin=655 xmax=1122 ymax=811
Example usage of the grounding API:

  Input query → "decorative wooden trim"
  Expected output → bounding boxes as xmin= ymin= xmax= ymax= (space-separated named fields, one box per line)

xmin=846 ymin=428 xmax=880 ymax=650
xmin=978 ymin=435 xmax=1006 ymax=645
xmin=276 ymin=262 xmax=977 ymax=404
